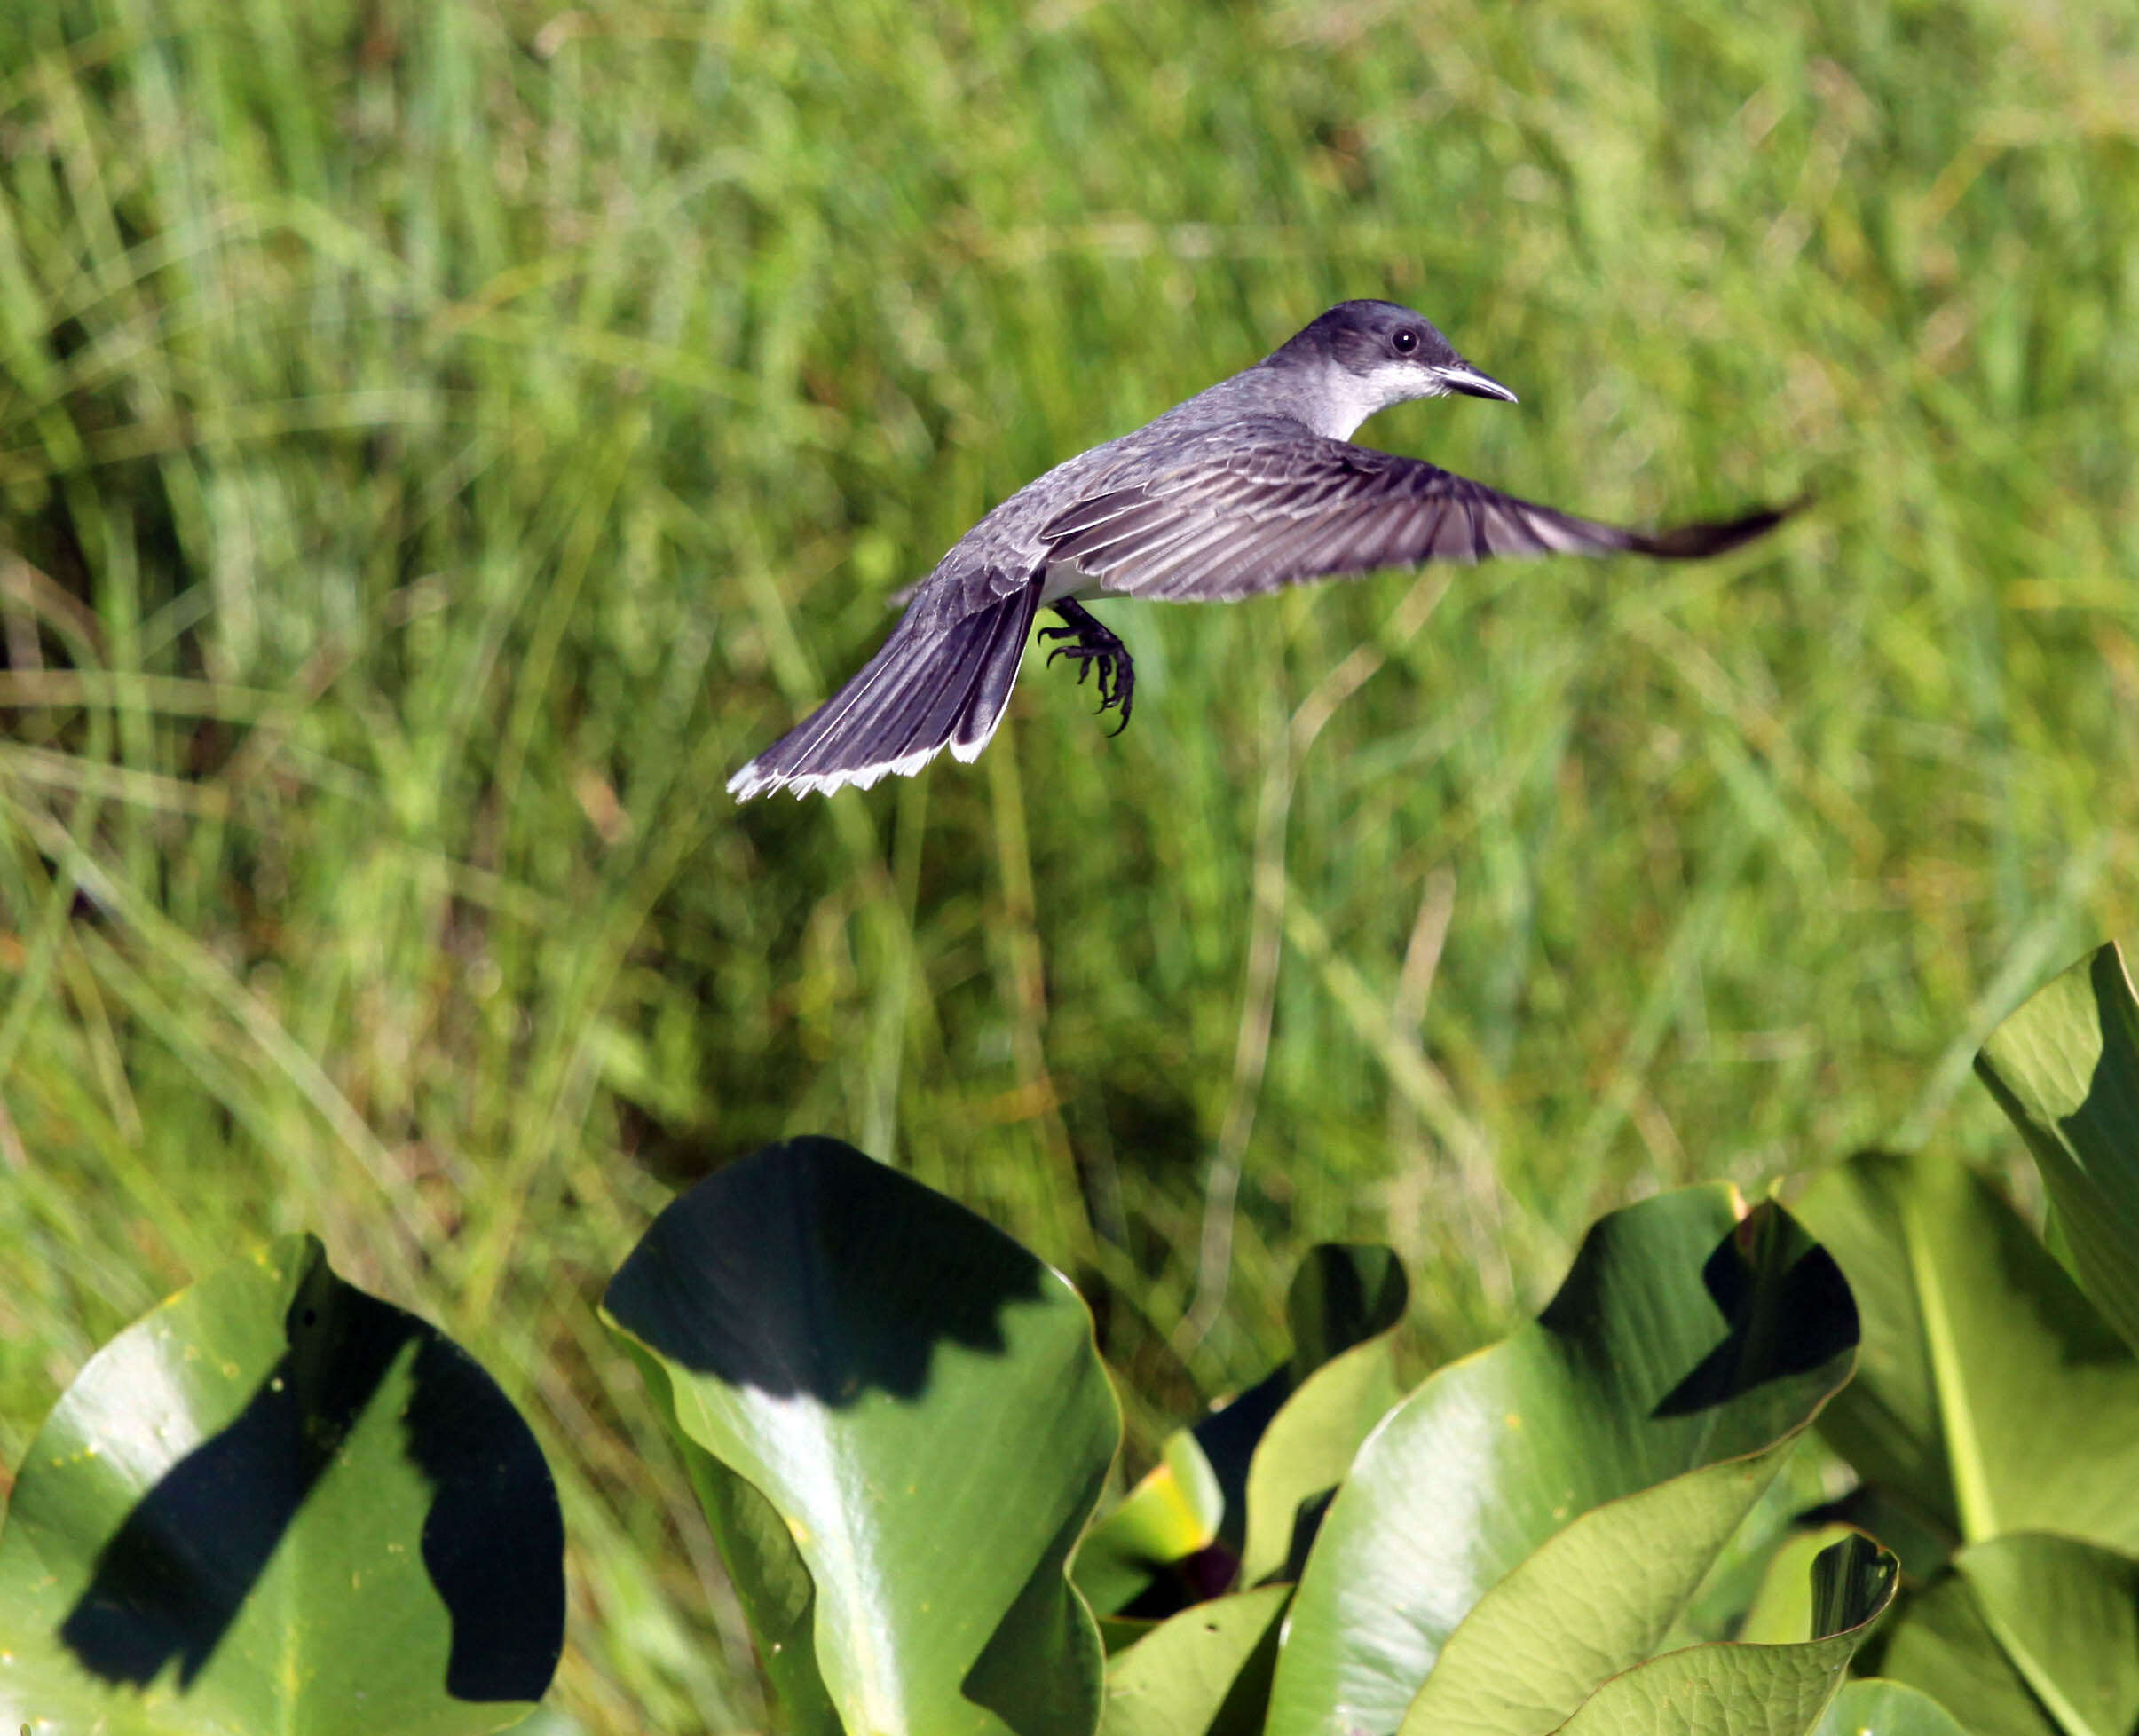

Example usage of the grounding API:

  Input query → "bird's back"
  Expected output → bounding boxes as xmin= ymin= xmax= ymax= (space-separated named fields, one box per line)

xmin=905 ymin=367 xmax=1312 ymax=620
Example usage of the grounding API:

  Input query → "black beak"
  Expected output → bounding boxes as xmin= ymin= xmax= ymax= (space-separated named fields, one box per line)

xmin=1435 ymin=362 xmax=1519 ymax=404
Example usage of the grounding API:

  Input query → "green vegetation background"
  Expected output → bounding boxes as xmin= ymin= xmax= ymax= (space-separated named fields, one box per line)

xmin=1 ymin=0 xmax=2135 ymax=1726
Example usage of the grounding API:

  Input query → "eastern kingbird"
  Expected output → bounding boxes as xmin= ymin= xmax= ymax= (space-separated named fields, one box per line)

xmin=729 ymin=299 xmax=1788 ymax=801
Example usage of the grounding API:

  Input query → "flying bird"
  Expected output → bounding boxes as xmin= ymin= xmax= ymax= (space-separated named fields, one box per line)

xmin=729 ymin=299 xmax=1788 ymax=801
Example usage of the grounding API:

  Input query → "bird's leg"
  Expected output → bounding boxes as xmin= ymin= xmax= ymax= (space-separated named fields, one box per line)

xmin=1038 ymin=598 xmax=1135 ymax=734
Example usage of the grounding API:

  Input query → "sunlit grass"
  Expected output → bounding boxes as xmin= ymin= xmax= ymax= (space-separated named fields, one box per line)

xmin=2 ymin=0 xmax=2136 ymax=1725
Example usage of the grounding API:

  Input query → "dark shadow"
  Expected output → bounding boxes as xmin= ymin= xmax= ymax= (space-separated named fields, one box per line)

xmin=1193 ymin=1365 xmax=1290 ymax=1556
xmin=1284 ymin=1244 xmax=1408 ymax=1377
xmin=1650 ymin=1209 xmax=1858 ymax=1418
xmin=60 ymin=1243 xmax=564 ymax=1704
xmin=2080 ymin=944 xmax=2139 ymax=1145
xmin=1272 ymin=1486 xmax=1338 ymax=1587
xmin=1116 ymin=1542 xmax=1242 ymax=1622
xmin=402 ymin=1336 xmax=566 ymax=1701
xmin=602 ymin=1136 xmax=1051 ymax=1404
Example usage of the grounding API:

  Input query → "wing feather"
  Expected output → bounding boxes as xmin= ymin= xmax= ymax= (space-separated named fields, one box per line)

xmin=1040 ymin=434 xmax=1788 ymax=601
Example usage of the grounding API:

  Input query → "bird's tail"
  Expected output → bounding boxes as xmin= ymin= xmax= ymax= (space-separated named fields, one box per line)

xmin=727 ymin=582 xmax=1040 ymax=801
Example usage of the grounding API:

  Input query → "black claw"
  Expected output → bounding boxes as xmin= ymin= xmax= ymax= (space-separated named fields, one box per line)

xmin=1042 ymin=601 xmax=1135 ymax=736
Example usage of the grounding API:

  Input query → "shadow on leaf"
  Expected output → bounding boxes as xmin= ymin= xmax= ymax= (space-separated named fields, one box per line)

xmin=1651 ymin=1207 xmax=1858 ymax=1418
xmin=59 ymin=1243 xmax=562 ymax=1703
xmin=604 ymin=1136 xmax=1051 ymax=1404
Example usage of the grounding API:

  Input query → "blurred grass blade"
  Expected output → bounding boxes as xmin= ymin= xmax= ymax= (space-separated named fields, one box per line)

xmin=1977 ymin=939 xmax=2139 ymax=1355
xmin=1266 ymin=1188 xmax=1857 ymax=1736
xmin=600 ymin=1138 xmax=1118 ymax=1736
xmin=1552 ymin=1534 xmax=1898 ymax=1736
xmin=0 ymin=1235 xmax=564 ymax=1735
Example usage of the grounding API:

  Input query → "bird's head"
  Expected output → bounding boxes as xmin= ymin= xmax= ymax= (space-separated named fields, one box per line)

xmin=1267 ymin=299 xmax=1516 ymax=438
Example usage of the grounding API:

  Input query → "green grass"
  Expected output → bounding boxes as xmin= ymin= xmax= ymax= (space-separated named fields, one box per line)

xmin=2 ymin=0 xmax=2137 ymax=1726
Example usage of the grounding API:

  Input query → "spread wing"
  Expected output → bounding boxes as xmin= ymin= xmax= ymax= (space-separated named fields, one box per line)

xmin=1039 ymin=436 xmax=1789 ymax=602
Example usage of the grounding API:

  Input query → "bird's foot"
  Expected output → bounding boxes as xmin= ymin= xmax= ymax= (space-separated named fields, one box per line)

xmin=1038 ymin=600 xmax=1134 ymax=735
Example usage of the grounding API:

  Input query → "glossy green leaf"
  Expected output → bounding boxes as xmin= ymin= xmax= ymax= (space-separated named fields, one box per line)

xmin=1813 ymin=1685 xmax=1959 ymax=1735
xmin=1791 ymin=1155 xmax=1955 ymax=1532
xmin=1798 ymin=1150 xmax=2139 ymax=1551
xmin=1811 ymin=1679 xmax=1969 ymax=1736
xmin=1074 ymin=1430 xmax=1223 ymax=1618
xmin=1096 ymin=1617 xmax=1160 ymax=1659
xmin=1236 ymin=1333 xmax=1402 ymax=1589
xmin=1195 ymin=1245 xmax=1409 ymax=1567
xmin=1266 ymin=1188 xmax=1857 ymax=1736
xmin=1738 ymin=1525 xmax=1866 ymax=1647
xmin=1956 ymin=1535 xmax=2139 ymax=1736
xmin=1807 ymin=1486 xmax=1956 ymax=1586
xmin=601 ymin=1138 xmax=1118 ymax=1736
xmin=1099 ymin=1585 xmax=1290 ymax=1736
xmin=1554 ymin=1534 xmax=1898 ymax=1736
xmin=613 ymin=1342 xmax=841 ymax=1734
xmin=1662 ymin=1437 xmax=1858 ymax=1650
xmin=0 ymin=1235 xmax=563 ymax=1736
xmin=1396 ymin=1447 xmax=1796 ymax=1736
xmin=1236 ymin=1250 xmax=1408 ymax=1588
xmin=1977 ymin=940 xmax=2139 ymax=1357
xmin=1879 ymin=1573 xmax=2059 ymax=1736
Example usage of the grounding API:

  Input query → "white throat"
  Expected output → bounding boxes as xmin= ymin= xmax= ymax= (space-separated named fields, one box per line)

xmin=1305 ymin=365 xmax=1432 ymax=441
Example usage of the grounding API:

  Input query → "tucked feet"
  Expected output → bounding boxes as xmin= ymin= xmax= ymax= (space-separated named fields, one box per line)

xmin=1038 ymin=599 xmax=1135 ymax=735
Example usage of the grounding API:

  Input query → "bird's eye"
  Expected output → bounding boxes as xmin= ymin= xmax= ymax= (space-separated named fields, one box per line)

xmin=1393 ymin=329 xmax=1419 ymax=354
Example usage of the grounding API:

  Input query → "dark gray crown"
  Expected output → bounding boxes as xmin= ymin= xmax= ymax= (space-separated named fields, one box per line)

xmin=1266 ymin=300 xmax=1464 ymax=375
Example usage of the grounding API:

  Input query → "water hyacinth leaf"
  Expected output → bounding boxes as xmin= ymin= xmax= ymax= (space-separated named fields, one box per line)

xmin=1811 ymin=1679 xmax=1969 ymax=1736
xmin=1195 ymin=1244 xmax=1409 ymax=1566
xmin=1265 ymin=1188 xmax=1857 ymax=1736
xmin=1099 ymin=1584 xmax=1290 ymax=1736
xmin=1879 ymin=1572 xmax=2060 ymax=1736
xmin=1808 ymin=1485 xmax=1956 ymax=1586
xmin=1096 ymin=1616 xmax=1161 ymax=1658
xmin=600 ymin=1138 xmax=1118 ymax=1736
xmin=1236 ymin=1329 xmax=1404 ymax=1589
xmin=1976 ymin=940 xmax=2139 ymax=1358
xmin=1955 ymin=1534 xmax=2139 ymax=1736
xmin=612 ymin=1338 xmax=841 ymax=1735
xmin=1396 ymin=1446 xmax=1796 ymax=1736
xmin=1235 ymin=1247 xmax=1408 ymax=1589
xmin=1737 ymin=1524 xmax=1867 ymax=1648
xmin=1074 ymin=1429 xmax=1224 ymax=1618
xmin=1791 ymin=1155 xmax=1955 ymax=1533
xmin=0 ymin=1235 xmax=564 ymax=1736
xmin=1553 ymin=1534 xmax=1898 ymax=1736
xmin=1661 ymin=1437 xmax=1859 ymax=1649
xmin=1799 ymin=1150 xmax=2139 ymax=1551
